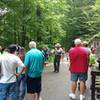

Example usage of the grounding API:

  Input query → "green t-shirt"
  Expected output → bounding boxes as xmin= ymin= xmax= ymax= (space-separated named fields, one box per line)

xmin=89 ymin=53 xmax=96 ymax=65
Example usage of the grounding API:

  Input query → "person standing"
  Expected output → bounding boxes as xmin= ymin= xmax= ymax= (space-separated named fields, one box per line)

xmin=17 ymin=47 xmax=26 ymax=100
xmin=77 ymin=41 xmax=91 ymax=90
xmin=89 ymin=46 xmax=97 ymax=68
xmin=0 ymin=44 xmax=26 ymax=100
xmin=42 ymin=47 xmax=49 ymax=62
xmin=53 ymin=43 xmax=62 ymax=73
xmin=68 ymin=39 xmax=89 ymax=100
xmin=24 ymin=41 xmax=45 ymax=100
xmin=82 ymin=41 xmax=91 ymax=54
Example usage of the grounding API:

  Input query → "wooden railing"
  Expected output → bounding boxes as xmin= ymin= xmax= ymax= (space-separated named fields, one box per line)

xmin=91 ymin=69 xmax=100 ymax=100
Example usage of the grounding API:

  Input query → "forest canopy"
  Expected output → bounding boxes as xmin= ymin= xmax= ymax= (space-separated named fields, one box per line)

xmin=0 ymin=0 xmax=100 ymax=50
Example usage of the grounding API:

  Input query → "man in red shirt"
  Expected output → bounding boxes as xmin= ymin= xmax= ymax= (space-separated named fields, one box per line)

xmin=69 ymin=39 xmax=89 ymax=100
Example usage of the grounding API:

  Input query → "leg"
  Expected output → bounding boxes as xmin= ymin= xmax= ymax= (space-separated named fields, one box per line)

xmin=70 ymin=73 xmax=78 ymax=93
xmin=69 ymin=81 xmax=77 ymax=99
xmin=37 ymin=77 xmax=42 ymax=100
xmin=8 ymin=82 xmax=19 ymax=100
xmin=79 ymin=73 xmax=87 ymax=95
xmin=27 ymin=93 xmax=36 ymax=100
xmin=79 ymin=73 xmax=87 ymax=100
xmin=27 ymin=76 xmax=42 ymax=100
xmin=80 ymin=81 xmax=85 ymax=94
xmin=79 ymin=81 xmax=86 ymax=100
xmin=69 ymin=73 xmax=78 ymax=99
xmin=71 ymin=81 xmax=77 ymax=93
xmin=31 ymin=93 xmax=36 ymax=100
xmin=37 ymin=92 xmax=40 ymax=99
xmin=37 ymin=92 xmax=42 ymax=100
xmin=17 ymin=75 xmax=22 ymax=99
xmin=19 ymin=74 xmax=27 ymax=100
xmin=54 ymin=56 xmax=57 ymax=72
xmin=0 ymin=83 xmax=7 ymax=100
xmin=27 ymin=76 xmax=36 ymax=100
xmin=56 ymin=56 xmax=61 ymax=72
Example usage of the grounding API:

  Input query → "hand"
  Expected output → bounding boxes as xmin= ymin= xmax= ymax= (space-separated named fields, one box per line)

xmin=15 ymin=73 xmax=20 ymax=77
xmin=44 ymin=61 xmax=48 ymax=67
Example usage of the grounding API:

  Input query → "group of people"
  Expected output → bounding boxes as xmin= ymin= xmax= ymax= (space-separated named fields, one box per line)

xmin=0 ymin=38 xmax=98 ymax=100
xmin=0 ymin=41 xmax=45 ymax=100
xmin=41 ymin=43 xmax=65 ymax=73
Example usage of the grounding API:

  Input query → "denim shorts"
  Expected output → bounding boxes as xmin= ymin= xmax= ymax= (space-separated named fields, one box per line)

xmin=0 ymin=82 xmax=18 ymax=100
xmin=71 ymin=73 xmax=87 ymax=82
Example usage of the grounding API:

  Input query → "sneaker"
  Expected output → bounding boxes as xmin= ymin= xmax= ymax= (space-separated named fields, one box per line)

xmin=69 ymin=93 xmax=76 ymax=99
xmin=80 ymin=94 xmax=85 ymax=100
xmin=39 ymin=97 xmax=42 ymax=100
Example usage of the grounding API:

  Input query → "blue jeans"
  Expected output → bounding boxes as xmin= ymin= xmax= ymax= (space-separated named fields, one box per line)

xmin=17 ymin=74 xmax=26 ymax=100
xmin=0 ymin=82 xmax=18 ymax=100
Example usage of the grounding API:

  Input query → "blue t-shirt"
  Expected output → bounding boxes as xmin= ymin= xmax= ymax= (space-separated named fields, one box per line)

xmin=24 ymin=48 xmax=44 ymax=78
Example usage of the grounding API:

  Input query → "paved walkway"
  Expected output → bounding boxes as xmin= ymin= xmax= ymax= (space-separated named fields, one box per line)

xmin=26 ymin=59 xmax=91 ymax=100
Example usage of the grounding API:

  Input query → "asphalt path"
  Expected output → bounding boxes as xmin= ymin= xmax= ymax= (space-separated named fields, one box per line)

xmin=26 ymin=59 xmax=91 ymax=100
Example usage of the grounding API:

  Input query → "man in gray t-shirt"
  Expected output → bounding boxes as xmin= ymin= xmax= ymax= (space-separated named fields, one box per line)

xmin=0 ymin=44 xmax=26 ymax=100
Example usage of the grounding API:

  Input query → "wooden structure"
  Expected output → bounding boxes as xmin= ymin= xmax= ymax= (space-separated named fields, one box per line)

xmin=88 ymin=35 xmax=100 ymax=100
xmin=91 ymin=69 xmax=100 ymax=100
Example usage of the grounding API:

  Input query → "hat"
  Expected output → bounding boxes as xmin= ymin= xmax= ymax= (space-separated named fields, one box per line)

xmin=83 ymin=41 xmax=88 ymax=47
xmin=55 ymin=43 xmax=61 ymax=47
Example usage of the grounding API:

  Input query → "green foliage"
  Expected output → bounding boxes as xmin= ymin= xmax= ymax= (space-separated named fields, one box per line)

xmin=0 ymin=0 xmax=100 ymax=50
xmin=62 ymin=0 xmax=100 ymax=50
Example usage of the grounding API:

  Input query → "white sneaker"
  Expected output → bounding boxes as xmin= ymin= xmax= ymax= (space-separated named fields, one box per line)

xmin=69 ymin=93 xmax=76 ymax=99
xmin=39 ymin=97 xmax=42 ymax=100
xmin=80 ymin=94 xmax=85 ymax=100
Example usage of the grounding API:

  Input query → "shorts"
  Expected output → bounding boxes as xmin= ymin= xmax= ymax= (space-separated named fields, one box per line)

xmin=71 ymin=73 xmax=87 ymax=82
xmin=0 ymin=82 xmax=18 ymax=100
xmin=27 ymin=76 xmax=41 ymax=94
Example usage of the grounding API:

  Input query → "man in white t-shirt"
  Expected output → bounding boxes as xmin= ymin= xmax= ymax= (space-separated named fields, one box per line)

xmin=0 ymin=44 xmax=26 ymax=100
